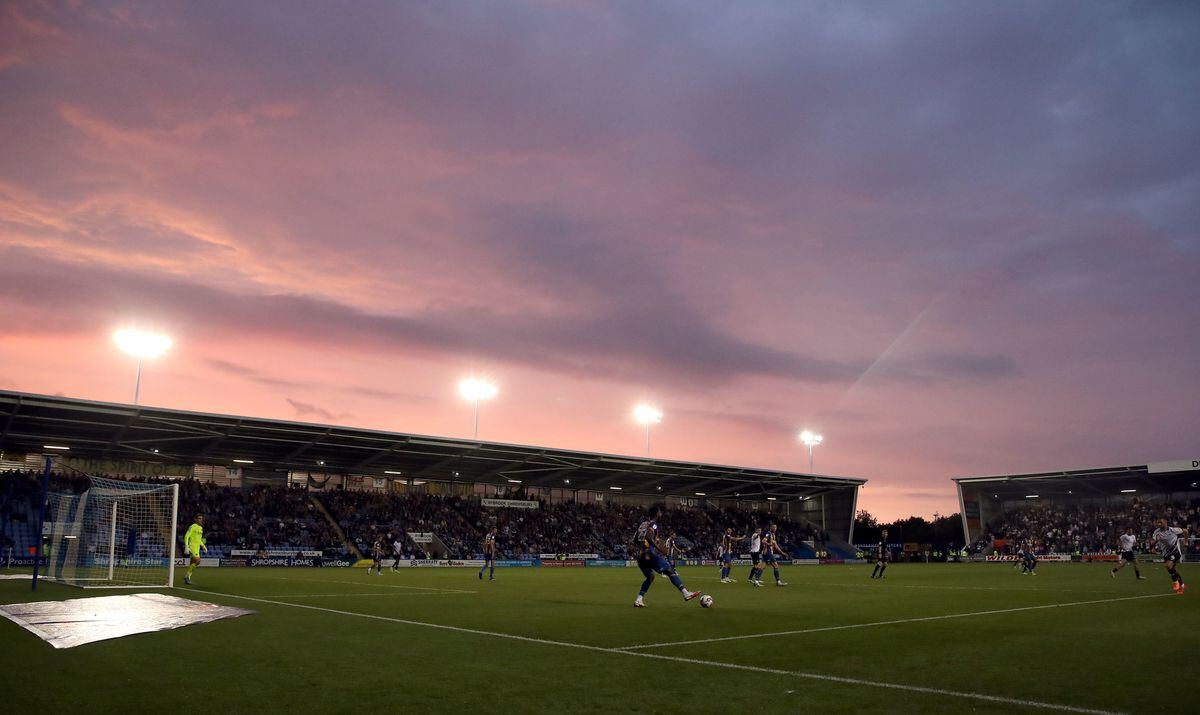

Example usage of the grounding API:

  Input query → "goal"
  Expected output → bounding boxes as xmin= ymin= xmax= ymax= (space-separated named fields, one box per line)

xmin=41 ymin=475 xmax=179 ymax=588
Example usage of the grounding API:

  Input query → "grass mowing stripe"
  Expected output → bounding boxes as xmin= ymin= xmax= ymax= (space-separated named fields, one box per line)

xmin=616 ymin=593 xmax=1175 ymax=650
xmin=186 ymin=587 xmax=1124 ymax=715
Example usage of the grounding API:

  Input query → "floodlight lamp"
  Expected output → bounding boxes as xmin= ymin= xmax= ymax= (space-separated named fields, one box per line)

xmin=633 ymin=404 xmax=663 ymax=425
xmin=113 ymin=328 xmax=173 ymax=359
xmin=799 ymin=430 xmax=823 ymax=447
xmin=458 ymin=378 xmax=498 ymax=402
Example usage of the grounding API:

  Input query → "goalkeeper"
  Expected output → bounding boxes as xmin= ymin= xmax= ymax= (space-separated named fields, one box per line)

xmin=184 ymin=514 xmax=207 ymax=585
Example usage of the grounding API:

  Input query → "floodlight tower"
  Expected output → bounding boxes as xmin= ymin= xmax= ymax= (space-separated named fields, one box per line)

xmin=633 ymin=404 xmax=663 ymax=456
xmin=799 ymin=429 xmax=823 ymax=471
xmin=459 ymin=378 xmax=498 ymax=439
xmin=113 ymin=328 xmax=173 ymax=405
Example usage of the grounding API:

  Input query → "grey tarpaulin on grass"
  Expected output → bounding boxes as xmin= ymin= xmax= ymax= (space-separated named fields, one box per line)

xmin=0 ymin=592 xmax=253 ymax=648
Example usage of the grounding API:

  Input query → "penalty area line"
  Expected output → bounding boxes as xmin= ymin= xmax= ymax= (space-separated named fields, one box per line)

xmin=265 ymin=576 xmax=476 ymax=594
xmin=615 ymin=593 xmax=1175 ymax=651
xmin=256 ymin=591 xmax=477 ymax=598
xmin=187 ymin=588 xmax=1124 ymax=715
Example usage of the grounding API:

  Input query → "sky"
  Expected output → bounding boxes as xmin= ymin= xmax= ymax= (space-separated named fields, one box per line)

xmin=1 ymin=1 xmax=1198 ymax=520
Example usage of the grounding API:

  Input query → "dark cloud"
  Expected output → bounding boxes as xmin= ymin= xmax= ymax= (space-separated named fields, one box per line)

xmin=206 ymin=359 xmax=305 ymax=389
xmin=284 ymin=397 xmax=350 ymax=422
xmin=674 ymin=407 xmax=795 ymax=437
xmin=0 ymin=246 xmax=865 ymax=386
xmin=879 ymin=353 xmax=1019 ymax=384
xmin=206 ymin=358 xmax=428 ymax=404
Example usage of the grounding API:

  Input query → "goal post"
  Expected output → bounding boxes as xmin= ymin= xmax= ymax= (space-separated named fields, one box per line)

xmin=39 ymin=471 xmax=180 ymax=589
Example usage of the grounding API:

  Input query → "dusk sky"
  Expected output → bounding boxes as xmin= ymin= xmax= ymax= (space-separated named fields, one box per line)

xmin=2 ymin=1 xmax=1198 ymax=519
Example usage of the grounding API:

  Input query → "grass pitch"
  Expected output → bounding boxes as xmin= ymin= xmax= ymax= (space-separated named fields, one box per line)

xmin=1 ymin=562 xmax=1196 ymax=714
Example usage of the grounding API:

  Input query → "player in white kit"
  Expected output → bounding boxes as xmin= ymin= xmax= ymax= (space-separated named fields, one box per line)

xmin=1151 ymin=518 xmax=1188 ymax=594
xmin=1109 ymin=527 xmax=1144 ymax=580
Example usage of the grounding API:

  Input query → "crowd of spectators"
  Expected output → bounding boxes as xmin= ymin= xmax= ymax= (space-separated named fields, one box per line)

xmin=178 ymin=480 xmax=343 ymax=555
xmin=1 ymin=470 xmax=43 ymax=554
xmin=3 ymin=469 xmax=828 ymax=561
xmin=317 ymin=488 xmax=822 ymax=560
xmin=0 ymin=470 xmax=345 ymax=556
xmin=316 ymin=490 xmax=469 ymax=558
xmin=981 ymin=499 xmax=1200 ymax=555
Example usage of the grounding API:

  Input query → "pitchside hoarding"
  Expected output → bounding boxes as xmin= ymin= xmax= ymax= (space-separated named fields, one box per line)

xmin=386 ymin=559 xmax=538 ymax=568
xmin=230 ymin=549 xmax=322 ymax=557
xmin=241 ymin=556 xmax=353 ymax=567
xmin=481 ymin=498 xmax=539 ymax=509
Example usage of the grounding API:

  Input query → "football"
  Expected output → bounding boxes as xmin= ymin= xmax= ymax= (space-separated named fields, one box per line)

xmin=700 ymin=594 xmax=714 ymax=608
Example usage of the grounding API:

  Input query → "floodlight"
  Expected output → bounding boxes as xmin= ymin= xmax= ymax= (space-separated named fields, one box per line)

xmin=798 ymin=429 xmax=824 ymax=470
xmin=799 ymin=430 xmax=823 ymax=447
xmin=633 ymin=404 xmax=663 ymax=425
xmin=459 ymin=378 xmax=498 ymax=402
xmin=113 ymin=328 xmax=173 ymax=404
xmin=633 ymin=404 xmax=663 ymax=456
xmin=459 ymin=378 xmax=498 ymax=438
xmin=114 ymin=328 xmax=172 ymax=359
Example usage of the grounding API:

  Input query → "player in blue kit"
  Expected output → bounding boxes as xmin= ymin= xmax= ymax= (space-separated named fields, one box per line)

xmin=718 ymin=528 xmax=743 ymax=583
xmin=665 ymin=530 xmax=684 ymax=569
xmin=478 ymin=526 xmax=497 ymax=581
xmin=633 ymin=506 xmax=702 ymax=608
xmin=1016 ymin=543 xmax=1038 ymax=575
xmin=761 ymin=524 xmax=789 ymax=586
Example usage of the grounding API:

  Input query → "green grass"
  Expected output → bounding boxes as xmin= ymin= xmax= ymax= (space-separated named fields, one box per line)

xmin=1 ymin=562 xmax=1196 ymax=714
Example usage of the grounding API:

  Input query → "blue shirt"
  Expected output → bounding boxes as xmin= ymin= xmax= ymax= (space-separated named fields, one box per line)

xmin=634 ymin=520 xmax=659 ymax=556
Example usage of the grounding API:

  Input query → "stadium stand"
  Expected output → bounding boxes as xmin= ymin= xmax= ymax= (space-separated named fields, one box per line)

xmin=2 ymin=470 xmax=827 ymax=561
xmin=978 ymin=499 xmax=1200 ymax=555
xmin=1 ymin=470 xmax=348 ymax=558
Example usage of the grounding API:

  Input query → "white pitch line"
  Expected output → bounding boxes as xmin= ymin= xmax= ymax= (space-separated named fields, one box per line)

xmin=695 ymin=575 xmax=1123 ymax=593
xmin=615 ymin=593 xmax=1175 ymax=650
xmin=188 ymin=588 xmax=1125 ymax=715
xmin=265 ymin=576 xmax=476 ymax=594
xmin=260 ymin=591 xmax=477 ymax=598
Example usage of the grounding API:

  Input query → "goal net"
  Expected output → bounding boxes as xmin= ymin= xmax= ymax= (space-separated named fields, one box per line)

xmin=42 ymin=475 xmax=179 ymax=588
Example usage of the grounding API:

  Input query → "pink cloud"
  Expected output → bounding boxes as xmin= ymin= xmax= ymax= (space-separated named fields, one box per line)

xmin=1 ymin=2 xmax=1198 ymax=521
